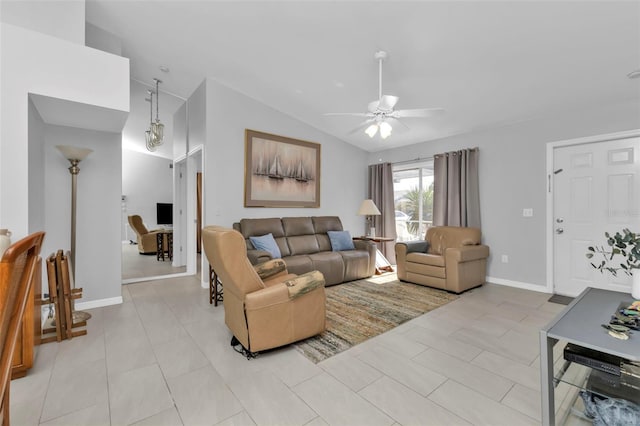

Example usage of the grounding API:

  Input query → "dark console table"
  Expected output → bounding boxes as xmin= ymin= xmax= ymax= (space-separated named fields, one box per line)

xmin=540 ymin=287 xmax=640 ymax=425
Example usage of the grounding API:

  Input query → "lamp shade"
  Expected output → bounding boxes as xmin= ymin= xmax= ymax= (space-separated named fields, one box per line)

xmin=357 ymin=199 xmax=381 ymax=216
xmin=56 ymin=145 xmax=93 ymax=161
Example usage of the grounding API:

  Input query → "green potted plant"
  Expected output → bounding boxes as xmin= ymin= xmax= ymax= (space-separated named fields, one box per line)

xmin=586 ymin=228 xmax=640 ymax=298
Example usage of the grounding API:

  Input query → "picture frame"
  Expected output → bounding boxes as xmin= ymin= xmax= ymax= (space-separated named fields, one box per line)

xmin=244 ymin=129 xmax=321 ymax=207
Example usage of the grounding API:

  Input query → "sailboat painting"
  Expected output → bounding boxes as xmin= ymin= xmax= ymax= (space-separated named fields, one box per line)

xmin=245 ymin=129 xmax=321 ymax=207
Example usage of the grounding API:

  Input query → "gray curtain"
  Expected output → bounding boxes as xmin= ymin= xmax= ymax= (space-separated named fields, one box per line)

xmin=433 ymin=148 xmax=481 ymax=228
xmin=368 ymin=163 xmax=397 ymax=262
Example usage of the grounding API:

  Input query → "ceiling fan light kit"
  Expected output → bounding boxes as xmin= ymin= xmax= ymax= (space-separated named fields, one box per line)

xmin=324 ymin=50 xmax=444 ymax=140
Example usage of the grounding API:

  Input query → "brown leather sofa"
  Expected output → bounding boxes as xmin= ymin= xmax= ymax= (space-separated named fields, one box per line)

xmin=395 ymin=226 xmax=490 ymax=293
xmin=128 ymin=215 xmax=163 ymax=254
xmin=202 ymin=226 xmax=326 ymax=353
xmin=233 ymin=216 xmax=376 ymax=286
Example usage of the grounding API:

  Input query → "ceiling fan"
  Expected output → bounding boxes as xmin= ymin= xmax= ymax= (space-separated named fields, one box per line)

xmin=325 ymin=51 xmax=444 ymax=139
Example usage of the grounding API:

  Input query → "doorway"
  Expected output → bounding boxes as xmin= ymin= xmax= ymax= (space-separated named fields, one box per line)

xmin=548 ymin=131 xmax=640 ymax=296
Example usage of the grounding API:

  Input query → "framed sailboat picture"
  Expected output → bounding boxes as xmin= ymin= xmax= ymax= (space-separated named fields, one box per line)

xmin=244 ymin=129 xmax=321 ymax=207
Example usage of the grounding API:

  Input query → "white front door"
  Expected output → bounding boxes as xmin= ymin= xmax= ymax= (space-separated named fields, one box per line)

xmin=553 ymin=137 xmax=640 ymax=296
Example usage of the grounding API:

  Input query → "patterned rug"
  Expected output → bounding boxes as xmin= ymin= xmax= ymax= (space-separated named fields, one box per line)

xmin=294 ymin=273 xmax=458 ymax=363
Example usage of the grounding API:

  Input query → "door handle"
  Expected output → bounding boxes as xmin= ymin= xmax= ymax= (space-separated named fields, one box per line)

xmin=555 ymin=228 xmax=564 ymax=234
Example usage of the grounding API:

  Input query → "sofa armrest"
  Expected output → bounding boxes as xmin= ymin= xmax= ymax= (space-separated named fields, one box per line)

xmin=245 ymin=272 xmax=325 ymax=309
xmin=284 ymin=270 xmax=325 ymax=299
xmin=253 ymin=259 xmax=287 ymax=280
xmin=247 ymin=249 xmax=272 ymax=265
xmin=353 ymin=239 xmax=376 ymax=254
xmin=396 ymin=240 xmax=429 ymax=254
xmin=445 ymin=245 xmax=490 ymax=263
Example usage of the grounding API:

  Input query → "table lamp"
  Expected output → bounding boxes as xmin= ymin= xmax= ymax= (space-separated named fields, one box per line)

xmin=358 ymin=199 xmax=381 ymax=237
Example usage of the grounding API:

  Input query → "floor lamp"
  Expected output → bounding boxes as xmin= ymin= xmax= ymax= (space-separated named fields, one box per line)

xmin=56 ymin=145 xmax=93 ymax=322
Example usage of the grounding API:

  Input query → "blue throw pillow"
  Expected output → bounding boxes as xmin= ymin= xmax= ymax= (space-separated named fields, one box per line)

xmin=249 ymin=233 xmax=282 ymax=259
xmin=327 ymin=230 xmax=355 ymax=251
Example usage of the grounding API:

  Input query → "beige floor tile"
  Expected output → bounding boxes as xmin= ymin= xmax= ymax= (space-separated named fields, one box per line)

xmin=404 ymin=325 xmax=483 ymax=362
xmin=320 ymin=351 xmax=383 ymax=391
xmin=152 ymin=335 xmax=209 ymax=378
xmin=215 ymin=411 xmax=257 ymax=426
xmin=303 ymin=416 xmax=329 ymax=426
xmin=257 ymin=346 xmax=323 ymax=387
xmin=359 ymin=376 xmax=471 ymax=425
xmin=413 ymin=348 xmax=514 ymax=401
xmin=168 ymin=365 xmax=243 ymax=426
xmin=471 ymin=350 xmax=541 ymax=391
xmin=452 ymin=327 xmax=539 ymax=365
xmin=39 ymin=399 xmax=110 ymax=426
xmin=10 ymin=394 xmax=45 ymax=426
xmin=53 ymin=331 xmax=105 ymax=374
xmin=502 ymin=383 xmax=542 ymax=422
xmin=375 ymin=330 xmax=429 ymax=358
xmin=40 ymin=358 xmax=108 ymax=422
xmin=143 ymin=317 xmax=191 ymax=346
xmin=10 ymin=369 xmax=51 ymax=406
xmin=109 ymin=363 xmax=174 ymax=425
xmin=428 ymin=380 xmax=538 ymax=426
xmin=30 ymin=342 xmax=59 ymax=376
xmin=132 ymin=406 xmax=184 ymax=426
xmin=228 ymin=370 xmax=316 ymax=426
xmin=356 ymin=345 xmax=447 ymax=397
xmin=293 ymin=373 xmax=394 ymax=426
xmin=106 ymin=332 xmax=157 ymax=375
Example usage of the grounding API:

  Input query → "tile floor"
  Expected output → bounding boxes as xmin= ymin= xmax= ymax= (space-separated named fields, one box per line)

xmin=10 ymin=276 xmax=581 ymax=425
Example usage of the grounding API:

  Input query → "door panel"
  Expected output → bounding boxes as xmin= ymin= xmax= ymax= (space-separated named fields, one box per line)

xmin=553 ymin=137 xmax=640 ymax=296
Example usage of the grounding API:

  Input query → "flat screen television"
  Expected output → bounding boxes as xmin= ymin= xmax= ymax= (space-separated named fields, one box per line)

xmin=156 ymin=203 xmax=173 ymax=225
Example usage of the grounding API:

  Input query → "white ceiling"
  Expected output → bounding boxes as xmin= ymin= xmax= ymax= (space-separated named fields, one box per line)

xmin=86 ymin=1 xmax=640 ymax=153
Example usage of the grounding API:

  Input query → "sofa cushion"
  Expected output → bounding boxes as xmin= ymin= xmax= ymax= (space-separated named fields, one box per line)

xmin=288 ymin=235 xmax=320 ymax=255
xmin=406 ymin=252 xmax=445 ymax=267
xmin=426 ymin=226 xmax=481 ymax=255
xmin=238 ymin=218 xmax=290 ymax=257
xmin=283 ymin=217 xmax=315 ymax=236
xmin=283 ymin=255 xmax=314 ymax=276
xmin=312 ymin=216 xmax=343 ymax=234
xmin=249 ymin=234 xmax=282 ymax=259
xmin=308 ymin=252 xmax=344 ymax=286
xmin=327 ymin=231 xmax=355 ymax=251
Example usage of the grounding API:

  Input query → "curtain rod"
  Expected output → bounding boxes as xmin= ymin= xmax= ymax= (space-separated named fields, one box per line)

xmin=390 ymin=147 xmax=479 ymax=165
xmin=391 ymin=156 xmax=433 ymax=166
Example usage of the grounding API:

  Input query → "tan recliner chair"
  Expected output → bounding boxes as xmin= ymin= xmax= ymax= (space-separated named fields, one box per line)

xmin=202 ymin=226 xmax=326 ymax=354
xmin=128 ymin=215 xmax=162 ymax=254
xmin=395 ymin=226 xmax=490 ymax=294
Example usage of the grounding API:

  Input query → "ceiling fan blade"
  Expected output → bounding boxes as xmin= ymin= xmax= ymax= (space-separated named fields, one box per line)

xmin=347 ymin=119 xmax=375 ymax=135
xmin=386 ymin=117 xmax=410 ymax=132
xmin=367 ymin=100 xmax=379 ymax=113
xmin=324 ymin=112 xmax=371 ymax=117
xmin=393 ymin=108 xmax=444 ymax=118
xmin=378 ymin=95 xmax=399 ymax=111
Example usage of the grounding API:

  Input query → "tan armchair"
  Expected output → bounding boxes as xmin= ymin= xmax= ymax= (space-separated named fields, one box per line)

xmin=202 ymin=226 xmax=326 ymax=354
xmin=395 ymin=226 xmax=489 ymax=294
xmin=128 ymin=215 xmax=162 ymax=254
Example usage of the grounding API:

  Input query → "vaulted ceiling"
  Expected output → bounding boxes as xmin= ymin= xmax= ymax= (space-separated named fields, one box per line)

xmin=86 ymin=1 xmax=640 ymax=152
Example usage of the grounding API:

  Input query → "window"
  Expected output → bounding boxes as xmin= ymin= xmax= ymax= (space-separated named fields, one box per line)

xmin=393 ymin=160 xmax=434 ymax=242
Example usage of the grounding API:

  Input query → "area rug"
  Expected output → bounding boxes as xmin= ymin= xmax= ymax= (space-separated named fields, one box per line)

xmin=548 ymin=294 xmax=574 ymax=305
xmin=294 ymin=274 xmax=458 ymax=363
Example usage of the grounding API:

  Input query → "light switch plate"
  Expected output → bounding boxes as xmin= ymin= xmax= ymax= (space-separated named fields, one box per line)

xmin=523 ymin=208 xmax=533 ymax=217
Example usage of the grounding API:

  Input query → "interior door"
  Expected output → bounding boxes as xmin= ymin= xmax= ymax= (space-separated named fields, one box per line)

xmin=553 ymin=137 xmax=640 ymax=296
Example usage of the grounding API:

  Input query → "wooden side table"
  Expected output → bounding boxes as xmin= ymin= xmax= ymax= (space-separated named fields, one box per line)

xmin=156 ymin=230 xmax=173 ymax=261
xmin=353 ymin=236 xmax=395 ymax=274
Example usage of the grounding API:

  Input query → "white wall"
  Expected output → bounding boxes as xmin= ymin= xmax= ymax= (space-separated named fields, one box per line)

xmin=370 ymin=98 xmax=640 ymax=290
xmin=44 ymin=125 xmax=123 ymax=304
xmin=122 ymin=149 xmax=174 ymax=240
xmin=1 ymin=23 xmax=129 ymax=239
xmin=201 ymin=78 xmax=369 ymax=234
xmin=1 ymin=22 xmax=129 ymax=306
xmin=85 ymin=22 xmax=121 ymax=56
xmin=1 ymin=0 xmax=85 ymax=44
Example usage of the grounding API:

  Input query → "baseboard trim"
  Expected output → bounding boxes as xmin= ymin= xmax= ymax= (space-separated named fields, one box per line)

xmin=76 ymin=296 xmax=123 ymax=310
xmin=486 ymin=276 xmax=550 ymax=294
